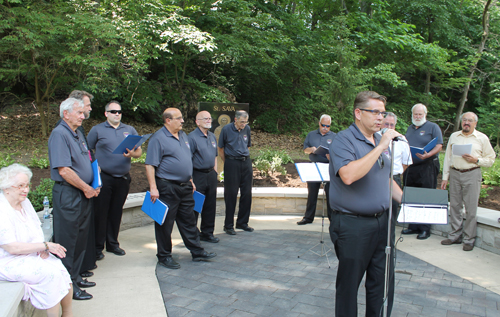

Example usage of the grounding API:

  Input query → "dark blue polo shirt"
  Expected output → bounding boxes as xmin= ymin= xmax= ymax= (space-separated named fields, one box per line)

xmin=218 ymin=123 xmax=251 ymax=157
xmin=405 ymin=121 xmax=443 ymax=161
xmin=303 ymin=129 xmax=336 ymax=163
xmin=48 ymin=120 xmax=93 ymax=184
xmin=329 ymin=123 xmax=391 ymax=215
xmin=188 ymin=128 xmax=218 ymax=170
xmin=87 ymin=121 xmax=139 ymax=177
xmin=145 ymin=126 xmax=193 ymax=182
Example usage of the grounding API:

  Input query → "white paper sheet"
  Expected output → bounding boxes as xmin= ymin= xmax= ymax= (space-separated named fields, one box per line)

xmin=397 ymin=204 xmax=448 ymax=224
xmin=452 ymin=144 xmax=472 ymax=156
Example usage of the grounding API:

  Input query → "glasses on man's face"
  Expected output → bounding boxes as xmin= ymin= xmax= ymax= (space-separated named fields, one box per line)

xmin=321 ymin=124 xmax=331 ymax=128
xmin=173 ymin=116 xmax=183 ymax=121
xmin=107 ymin=110 xmax=122 ymax=114
xmin=237 ymin=120 xmax=248 ymax=124
xmin=384 ymin=122 xmax=395 ymax=128
xmin=12 ymin=183 xmax=30 ymax=190
xmin=198 ymin=117 xmax=212 ymax=121
xmin=462 ymin=118 xmax=475 ymax=123
xmin=360 ymin=108 xmax=388 ymax=118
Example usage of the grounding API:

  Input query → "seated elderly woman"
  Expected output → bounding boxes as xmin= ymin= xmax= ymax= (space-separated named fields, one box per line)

xmin=0 ymin=163 xmax=73 ymax=317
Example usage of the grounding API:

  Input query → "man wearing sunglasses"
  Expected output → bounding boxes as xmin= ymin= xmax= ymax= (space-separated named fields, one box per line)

xmin=297 ymin=114 xmax=335 ymax=225
xmin=87 ymin=101 xmax=142 ymax=261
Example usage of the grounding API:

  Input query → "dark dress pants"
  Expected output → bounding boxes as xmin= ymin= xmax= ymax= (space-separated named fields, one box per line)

xmin=80 ymin=197 xmax=96 ymax=274
xmin=155 ymin=178 xmax=204 ymax=261
xmin=223 ymin=158 xmax=252 ymax=229
xmin=94 ymin=172 xmax=131 ymax=252
xmin=304 ymin=182 xmax=333 ymax=222
xmin=192 ymin=169 xmax=217 ymax=237
xmin=52 ymin=183 xmax=92 ymax=287
xmin=403 ymin=158 xmax=439 ymax=232
xmin=330 ymin=211 xmax=391 ymax=317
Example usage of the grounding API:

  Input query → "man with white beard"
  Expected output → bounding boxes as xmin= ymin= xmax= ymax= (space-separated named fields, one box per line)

xmin=402 ymin=103 xmax=443 ymax=240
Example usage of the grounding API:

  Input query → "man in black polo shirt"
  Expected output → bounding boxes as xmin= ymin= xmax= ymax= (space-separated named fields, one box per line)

xmin=145 ymin=108 xmax=216 ymax=269
xmin=329 ymin=91 xmax=402 ymax=316
xmin=402 ymin=103 xmax=443 ymax=240
xmin=218 ymin=110 xmax=253 ymax=235
xmin=188 ymin=111 xmax=219 ymax=243
xmin=87 ymin=101 xmax=142 ymax=259
xmin=297 ymin=114 xmax=335 ymax=225
xmin=48 ymin=98 xmax=100 ymax=300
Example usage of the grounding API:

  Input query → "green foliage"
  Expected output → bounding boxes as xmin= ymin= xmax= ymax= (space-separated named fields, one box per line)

xmin=28 ymin=178 xmax=55 ymax=211
xmin=0 ymin=153 xmax=15 ymax=168
xmin=479 ymin=187 xmax=492 ymax=203
xmin=28 ymin=155 xmax=50 ymax=169
xmin=253 ymin=148 xmax=294 ymax=177
xmin=131 ymin=153 xmax=147 ymax=164
xmin=483 ymin=162 xmax=500 ymax=186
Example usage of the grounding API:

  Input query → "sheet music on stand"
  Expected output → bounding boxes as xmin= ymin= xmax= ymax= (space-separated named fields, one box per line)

xmin=397 ymin=186 xmax=448 ymax=224
xmin=295 ymin=162 xmax=330 ymax=182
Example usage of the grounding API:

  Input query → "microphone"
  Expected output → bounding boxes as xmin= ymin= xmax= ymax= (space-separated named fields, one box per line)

xmin=381 ymin=128 xmax=407 ymax=142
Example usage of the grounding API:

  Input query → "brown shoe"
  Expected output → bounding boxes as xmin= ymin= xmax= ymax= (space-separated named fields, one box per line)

xmin=463 ymin=244 xmax=474 ymax=251
xmin=441 ymin=238 xmax=462 ymax=245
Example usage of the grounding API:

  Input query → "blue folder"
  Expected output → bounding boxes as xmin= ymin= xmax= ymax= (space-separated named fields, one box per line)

xmin=141 ymin=191 xmax=169 ymax=225
xmin=410 ymin=137 xmax=438 ymax=162
xmin=112 ymin=133 xmax=152 ymax=154
xmin=91 ymin=160 xmax=102 ymax=189
xmin=193 ymin=191 xmax=206 ymax=213
xmin=313 ymin=145 xmax=329 ymax=158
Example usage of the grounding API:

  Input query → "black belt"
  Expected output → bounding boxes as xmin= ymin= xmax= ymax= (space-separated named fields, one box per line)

xmin=226 ymin=155 xmax=250 ymax=161
xmin=335 ymin=210 xmax=385 ymax=218
xmin=157 ymin=178 xmax=190 ymax=186
xmin=452 ymin=166 xmax=480 ymax=173
xmin=194 ymin=167 xmax=214 ymax=173
xmin=54 ymin=181 xmax=72 ymax=187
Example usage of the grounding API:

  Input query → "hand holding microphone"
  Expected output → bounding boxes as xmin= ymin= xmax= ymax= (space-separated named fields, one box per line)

xmin=381 ymin=128 xmax=406 ymax=142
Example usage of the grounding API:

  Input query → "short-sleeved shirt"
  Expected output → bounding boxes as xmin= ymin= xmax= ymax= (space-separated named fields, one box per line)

xmin=145 ymin=126 xmax=193 ymax=182
xmin=405 ymin=121 xmax=443 ymax=162
xmin=218 ymin=123 xmax=251 ymax=157
xmin=303 ymin=129 xmax=336 ymax=163
xmin=188 ymin=128 xmax=218 ymax=170
xmin=329 ymin=123 xmax=391 ymax=215
xmin=48 ymin=120 xmax=93 ymax=184
xmin=87 ymin=121 xmax=139 ymax=177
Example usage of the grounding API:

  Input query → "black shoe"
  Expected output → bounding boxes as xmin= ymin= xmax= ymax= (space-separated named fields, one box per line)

xmin=80 ymin=271 xmax=94 ymax=278
xmin=96 ymin=252 xmax=105 ymax=261
xmin=224 ymin=228 xmax=236 ymax=235
xmin=236 ymin=225 xmax=254 ymax=232
xmin=73 ymin=289 xmax=93 ymax=300
xmin=297 ymin=218 xmax=313 ymax=225
xmin=77 ymin=279 xmax=96 ymax=288
xmin=91 ymin=264 xmax=97 ymax=270
xmin=158 ymin=257 xmax=180 ymax=269
xmin=417 ymin=231 xmax=430 ymax=240
xmin=192 ymin=251 xmax=217 ymax=262
xmin=107 ymin=247 xmax=126 ymax=256
xmin=200 ymin=235 xmax=220 ymax=243
xmin=401 ymin=228 xmax=419 ymax=235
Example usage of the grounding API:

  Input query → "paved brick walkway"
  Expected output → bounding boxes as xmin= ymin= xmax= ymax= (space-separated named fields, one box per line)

xmin=157 ymin=230 xmax=500 ymax=316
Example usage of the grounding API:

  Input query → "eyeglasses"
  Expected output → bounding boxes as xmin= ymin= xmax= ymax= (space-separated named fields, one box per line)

xmin=198 ymin=117 xmax=212 ymax=121
xmin=321 ymin=124 xmax=331 ymax=128
xmin=237 ymin=120 xmax=248 ymax=124
xmin=462 ymin=118 xmax=475 ymax=123
xmin=107 ymin=110 xmax=122 ymax=114
xmin=173 ymin=116 xmax=183 ymax=121
xmin=12 ymin=183 xmax=30 ymax=190
xmin=384 ymin=123 xmax=395 ymax=128
xmin=360 ymin=109 xmax=388 ymax=118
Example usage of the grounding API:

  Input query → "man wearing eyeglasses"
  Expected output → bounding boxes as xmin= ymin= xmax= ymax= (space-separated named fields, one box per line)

xmin=402 ymin=103 xmax=443 ymax=240
xmin=87 ymin=101 xmax=142 ymax=261
xmin=297 ymin=114 xmax=335 ymax=225
xmin=188 ymin=111 xmax=219 ymax=243
xmin=440 ymin=112 xmax=495 ymax=251
xmin=146 ymin=108 xmax=216 ymax=269
xmin=218 ymin=110 xmax=253 ymax=235
xmin=329 ymin=91 xmax=403 ymax=316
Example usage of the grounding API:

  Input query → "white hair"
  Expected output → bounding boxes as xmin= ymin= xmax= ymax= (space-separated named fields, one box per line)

xmin=0 ymin=163 xmax=32 ymax=192
xmin=319 ymin=114 xmax=331 ymax=123
xmin=411 ymin=103 xmax=427 ymax=115
xmin=385 ymin=112 xmax=398 ymax=123
xmin=60 ymin=98 xmax=84 ymax=118
xmin=461 ymin=112 xmax=478 ymax=122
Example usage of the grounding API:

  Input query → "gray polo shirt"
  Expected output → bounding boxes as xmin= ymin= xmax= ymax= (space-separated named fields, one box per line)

xmin=87 ymin=121 xmax=138 ymax=177
xmin=218 ymin=123 xmax=251 ymax=157
xmin=48 ymin=120 xmax=93 ymax=184
xmin=329 ymin=123 xmax=391 ymax=215
xmin=145 ymin=126 xmax=193 ymax=182
xmin=303 ymin=129 xmax=336 ymax=163
xmin=188 ymin=128 xmax=218 ymax=170
xmin=405 ymin=121 xmax=443 ymax=161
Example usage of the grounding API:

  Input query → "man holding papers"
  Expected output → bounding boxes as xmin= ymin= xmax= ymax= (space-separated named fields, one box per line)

xmin=48 ymin=98 xmax=100 ymax=300
xmin=402 ymin=103 xmax=443 ymax=240
xmin=145 ymin=108 xmax=216 ymax=269
xmin=440 ymin=112 xmax=495 ymax=251
xmin=188 ymin=111 xmax=219 ymax=243
xmin=87 ymin=101 xmax=142 ymax=259
xmin=297 ymin=114 xmax=335 ymax=225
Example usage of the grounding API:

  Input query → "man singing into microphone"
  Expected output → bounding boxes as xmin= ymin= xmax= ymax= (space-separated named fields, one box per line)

xmin=329 ymin=91 xmax=402 ymax=316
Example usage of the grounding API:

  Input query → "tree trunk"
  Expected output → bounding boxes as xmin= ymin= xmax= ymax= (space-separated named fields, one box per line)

xmin=34 ymin=70 xmax=48 ymax=137
xmin=454 ymin=0 xmax=495 ymax=132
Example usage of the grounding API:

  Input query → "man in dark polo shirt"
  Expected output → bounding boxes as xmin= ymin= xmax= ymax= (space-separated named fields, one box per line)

xmin=48 ymin=98 xmax=100 ymax=300
xmin=297 ymin=114 xmax=335 ymax=225
xmin=402 ymin=103 xmax=443 ymax=240
xmin=145 ymin=108 xmax=216 ymax=269
xmin=218 ymin=110 xmax=253 ymax=235
xmin=188 ymin=110 xmax=219 ymax=243
xmin=87 ymin=101 xmax=142 ymax=259
xmin=329 ymin=91 xmax=402 ymax=316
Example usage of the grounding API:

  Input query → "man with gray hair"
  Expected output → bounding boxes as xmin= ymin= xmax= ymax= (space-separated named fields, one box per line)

xmin=48 ymin=98 xmax=100 ymax=300
xmin=440 ymin=112 xmax=495 ymax=251
xmin=297 ymin=114 xmax=335 ymax=225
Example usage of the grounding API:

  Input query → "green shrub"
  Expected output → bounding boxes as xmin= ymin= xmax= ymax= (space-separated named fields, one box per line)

xmin=28 ymin=178 xmax=55 ymax=211
xmin=483 ymin=165 xmax=500 ymax=186
xmin=131 ymin=152 xmax=147 ymax=164
xmin=28 ymin=155 xmax=50 ymax=169
xmin=0 ymin=154 xmax=15 ymax=168
xmin=253 ymin=148 xmax=294 ymax=177
xmin=479 ymin=187 xmax=493 ymax=203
